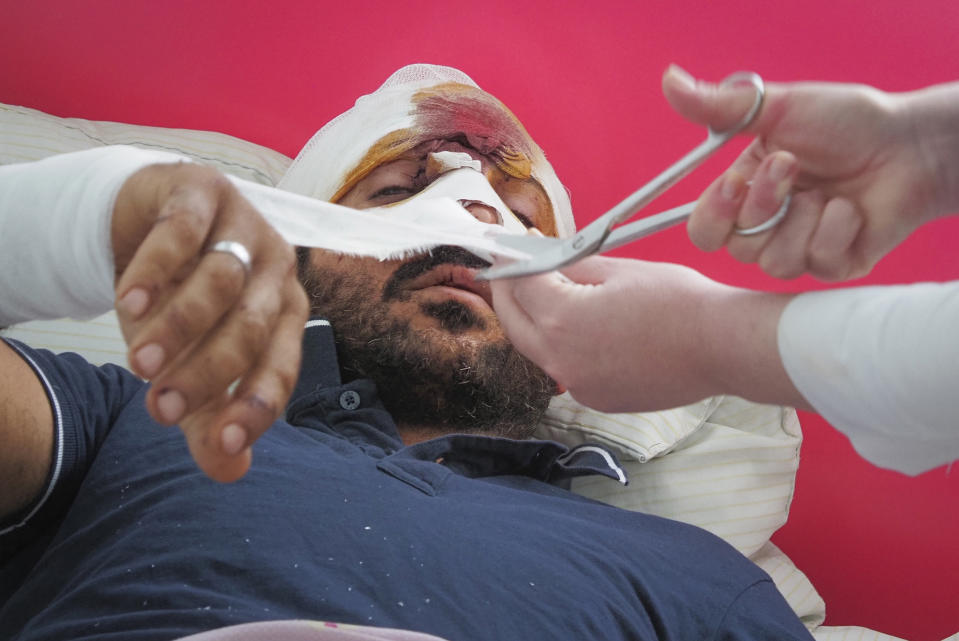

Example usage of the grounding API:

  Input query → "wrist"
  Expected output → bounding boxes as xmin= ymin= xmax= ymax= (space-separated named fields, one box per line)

xmin=689 ymin=282 xmax=746 ymax=399
xmin=897 ymin=82 xmax=959 ymax=220
xmin=695 ymin=286 xmax=801 ymax=406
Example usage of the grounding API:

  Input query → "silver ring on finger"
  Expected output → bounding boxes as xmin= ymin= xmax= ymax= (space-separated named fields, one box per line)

xmin=734 ymin=193 xmax=791 ymax=237
xmin=208 ymin=240 xmax=253 ymax=274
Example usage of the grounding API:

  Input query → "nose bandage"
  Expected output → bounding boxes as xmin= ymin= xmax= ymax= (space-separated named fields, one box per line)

xmin=428 ymin=150 xmax=482 ymax=174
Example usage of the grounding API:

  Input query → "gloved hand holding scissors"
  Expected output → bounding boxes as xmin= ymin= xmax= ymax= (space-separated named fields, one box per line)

xmin=488 ymin=69 xmax=959 ymax=466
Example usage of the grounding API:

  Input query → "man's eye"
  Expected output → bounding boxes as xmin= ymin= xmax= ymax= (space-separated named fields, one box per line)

xmin=512 ymin=210 xmax=535 ymax=229
xmin=370 ymin=185 xmax=415 ymax=199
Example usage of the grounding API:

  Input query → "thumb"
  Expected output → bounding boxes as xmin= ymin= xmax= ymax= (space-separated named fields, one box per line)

xmin=491 ymin=269 xmax=573 ymax=318
xmin=557 ymin=255 xmax=623 ymax=285
xmin=662 ymin=64 xmax=771 ymax=134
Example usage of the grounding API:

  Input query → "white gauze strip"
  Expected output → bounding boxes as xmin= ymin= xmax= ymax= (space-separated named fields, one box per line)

xmin=0 ymin=147 xmax=532 ymax=326
xmin=232 ymin=164 xmax=533 ymax=262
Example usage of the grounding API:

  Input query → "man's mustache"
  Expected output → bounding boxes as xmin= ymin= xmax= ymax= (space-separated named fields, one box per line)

xmin=382 ymin=245 xmax=490 ymax=302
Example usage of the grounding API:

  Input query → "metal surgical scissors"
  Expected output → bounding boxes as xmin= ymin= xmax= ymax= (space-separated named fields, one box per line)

xmin=477 ymin=71 xmax=789 ymax=281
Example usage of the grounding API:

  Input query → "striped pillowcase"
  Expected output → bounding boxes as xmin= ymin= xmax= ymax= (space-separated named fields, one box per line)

xmin=0 ymin=102 xmax=291 ymax=184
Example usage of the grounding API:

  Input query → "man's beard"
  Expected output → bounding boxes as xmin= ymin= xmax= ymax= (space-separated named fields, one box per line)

xmin=299 ymin=246 xmax=554 ymax=439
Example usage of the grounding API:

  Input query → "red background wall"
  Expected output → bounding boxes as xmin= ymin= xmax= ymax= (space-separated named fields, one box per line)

xmin=2 ymin=1 xmax=957 ymax=639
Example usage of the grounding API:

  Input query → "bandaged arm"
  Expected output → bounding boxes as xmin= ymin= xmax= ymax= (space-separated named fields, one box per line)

xmin=777 ymin=281 xmax=959 ymax=475
xmin=0 ymin=146 xmax=188 ymax=326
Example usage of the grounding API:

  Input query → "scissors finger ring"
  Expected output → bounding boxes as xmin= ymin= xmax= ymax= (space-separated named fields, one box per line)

xmin=733 ymin=193 xmax=791 ymax=236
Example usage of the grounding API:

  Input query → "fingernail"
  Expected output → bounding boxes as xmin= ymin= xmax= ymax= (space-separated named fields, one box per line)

xmin=768 ymin=155 xmax=795 ymax=203
xmin=134 ymin=343 xmax=165 ymax=378
xmin=720 ymin=171 xmax=746 ymax=201
xmin=220 ymin=423 xmax=247 ymax=456
xmin=775 ymin=179 xmax=792 ymax=203
xmin=666 ymin=64 xmax=696 ymax=90
xmin=156 ymin=389 xmax=186 ymax=424
xmin=118 ymin=288 xmax=149 ymax=318
xmin=769 ymin=154 xmax=793 ymax=181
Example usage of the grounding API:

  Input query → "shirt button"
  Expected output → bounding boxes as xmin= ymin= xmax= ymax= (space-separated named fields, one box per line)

xmin=338 ymin=390 xmax=361 ymax=411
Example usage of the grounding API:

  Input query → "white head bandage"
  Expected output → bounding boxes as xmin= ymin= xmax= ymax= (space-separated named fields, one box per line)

xmin=279 ymin=64 xmax=575 ymax=238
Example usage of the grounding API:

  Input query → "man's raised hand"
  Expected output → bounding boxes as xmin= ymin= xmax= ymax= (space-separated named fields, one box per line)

xmin=112 ymin=162 xmax=309 ymax=481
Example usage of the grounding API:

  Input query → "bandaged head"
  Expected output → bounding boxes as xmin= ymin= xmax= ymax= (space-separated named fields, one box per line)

xmin=279 ymin=64 xmax=575 ymax=238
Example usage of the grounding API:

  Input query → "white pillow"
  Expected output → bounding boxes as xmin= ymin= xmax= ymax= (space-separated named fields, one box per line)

xmin=0 ymin=102 xmax=291 ymax=185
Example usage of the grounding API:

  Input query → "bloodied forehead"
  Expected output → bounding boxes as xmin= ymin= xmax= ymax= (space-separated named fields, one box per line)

xmin=330 ymin=83 xmax=543 ymax=200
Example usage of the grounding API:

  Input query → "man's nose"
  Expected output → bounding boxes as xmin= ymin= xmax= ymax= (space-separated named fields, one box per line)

xmin=462 ymin=202 xmax=501 ymax=225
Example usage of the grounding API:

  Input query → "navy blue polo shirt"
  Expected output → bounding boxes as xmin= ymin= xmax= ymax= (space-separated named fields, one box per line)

xmin=0 ymin=322 xmax=813 ymax=641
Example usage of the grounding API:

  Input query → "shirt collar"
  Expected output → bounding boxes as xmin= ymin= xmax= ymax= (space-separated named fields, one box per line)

xmin=286 ymin=316 xmax=628 ymax=487
xmin=397 ymin=435 xmax=628 ymax=485
xmin=287 ymin=317 xmax=342 ymax=411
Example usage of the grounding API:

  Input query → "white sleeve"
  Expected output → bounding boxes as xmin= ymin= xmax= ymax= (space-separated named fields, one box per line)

xmin=777 ymin=281 xmax=959 ymax=475
xmin=0 ymin=146 xmax=189 ymax=326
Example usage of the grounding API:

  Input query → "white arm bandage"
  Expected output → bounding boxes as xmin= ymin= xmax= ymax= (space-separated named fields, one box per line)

xmin=778 ymin=281 xmax=959 ymax=475
xmin=0 ymin=146 xmax=188 ymax=326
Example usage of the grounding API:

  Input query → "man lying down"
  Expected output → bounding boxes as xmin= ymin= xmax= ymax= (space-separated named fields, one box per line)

xmin=0 ymin=64 xmax=814 ymax=640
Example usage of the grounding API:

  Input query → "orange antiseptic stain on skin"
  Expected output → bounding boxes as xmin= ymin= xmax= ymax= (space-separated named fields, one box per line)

xmin=487 ymin=171 xmax=557 ymax=237
xmin=330 ymin=82 xmax=556 ymax=234
xmin=331 ymin=129 xmax=419 ymax=204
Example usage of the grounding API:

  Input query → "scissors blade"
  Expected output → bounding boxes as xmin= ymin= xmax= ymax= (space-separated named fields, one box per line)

xmin=592 ymin=201 xmax=693 ymax=255
xmin=477 ymin=201 xmax=695 ymax=280
xmin=476 ymin=234 xmax=590 ymax=280
xmin=476 ymin=71 xmax=765 ymax=282
xmin=476 ymin=113 xmax=742 ymax=281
